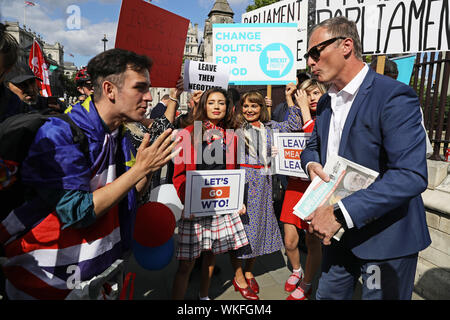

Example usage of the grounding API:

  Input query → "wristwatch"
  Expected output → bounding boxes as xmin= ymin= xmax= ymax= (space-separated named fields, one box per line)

xmin=333 ymin=203 xmax=348 ymax=230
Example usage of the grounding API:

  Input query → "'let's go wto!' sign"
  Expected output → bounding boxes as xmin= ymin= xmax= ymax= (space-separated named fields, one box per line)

xmin=184 ymin=170 xmax=245 ymax=218
xmin=213 ymin=23 xmax=298 ymax=85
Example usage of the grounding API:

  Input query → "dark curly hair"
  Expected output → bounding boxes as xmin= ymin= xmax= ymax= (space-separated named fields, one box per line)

xmin=87 ymin=48 xmax=153 ymax=100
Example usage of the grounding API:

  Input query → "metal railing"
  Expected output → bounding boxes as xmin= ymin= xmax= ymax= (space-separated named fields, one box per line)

xmin=412 ymin=51 xmax=450 ymax=161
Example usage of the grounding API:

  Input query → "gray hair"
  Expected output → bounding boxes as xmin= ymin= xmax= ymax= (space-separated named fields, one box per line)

xmin=309 ymin=16 xmax=363 ymax=60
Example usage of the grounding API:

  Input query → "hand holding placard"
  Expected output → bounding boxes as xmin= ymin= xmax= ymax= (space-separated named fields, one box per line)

xmin=184 ymin=170 xmax=245 ymax=218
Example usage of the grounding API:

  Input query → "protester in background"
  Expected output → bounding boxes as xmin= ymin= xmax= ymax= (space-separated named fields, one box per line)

xmin=369 ymin=56 xmax=398 ymax=79
xmin=5 ymin=63 xmax=65 ymax=113
xmin=229 ymin=90 xmax=303 ymax=300
xmin=272 ymin=72 xmax=310 ymax=123
xmin=0 ymin=48 xmax=179 ymax=299
xmin=148 ymin=94 xmax=175 ymax=188
xmin=271 ymin=72 xmax=311 ymax=219
xmin=277 ymin=79 xmax=326 ymax=300
xmin=0 ymin=22 xmax=21 ymax=123
xmin=150 ymin=94 xmax=171 ymax=119
xmin=174 ymin=90 xmax=202 ymax=129
xmin=75 ymin=67 xmax=94 ymax=98
xmin=301 ymin=16 xmax=430 ymax=300
xmin=0 ymin=21 xmax=20 ymax=301
xmin=228 ymin=87 xmax=241 ymax=114
xmin=171 ymin=88 xmax=248 ymax=300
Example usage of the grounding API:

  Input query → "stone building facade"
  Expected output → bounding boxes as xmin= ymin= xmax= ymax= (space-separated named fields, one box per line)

xmin=201 ymin=0 xmax=234 ymax=63
xmin=4 ymin=21 xmax=69 ymax=97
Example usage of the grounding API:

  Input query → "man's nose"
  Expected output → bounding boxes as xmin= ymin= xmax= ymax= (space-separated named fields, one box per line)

xmin=306 ymin=56 xmax=315 ymax=68
xmin=144 ymin=90 xmax=152 ymax=102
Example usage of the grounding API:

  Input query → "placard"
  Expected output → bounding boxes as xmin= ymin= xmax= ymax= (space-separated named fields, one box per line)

xmin=273 ymin=132 xmax=311 ymax=178
xmin=213 ymin=23 xmax=298 ymax=85
xmin=315 ymin=0 xmax=449 ymax=55
xmin=183 ymin=60 xmax=230 ymax=92
xmin=115 ymin=0 xmax=189 ymax=87
xmin=242 ymin=0 xmax=309 ymax=70
xmin=184 ymin=169 xmax=245 ymax=218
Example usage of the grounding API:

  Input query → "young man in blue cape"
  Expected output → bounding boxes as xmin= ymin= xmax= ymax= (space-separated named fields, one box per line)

xmin=0 ymin=48 xmax=179 ymax=299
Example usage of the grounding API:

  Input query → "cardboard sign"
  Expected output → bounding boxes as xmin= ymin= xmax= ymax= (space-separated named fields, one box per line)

xmin=115 ymin=0 xmax=189 ymax=87
xmin=242 ymin=0 xmax=309 ymax=70
xmin=213 ymin=23 xmax=298 ymax=85
xmin=315 ymin=0 xmax=449 ymax=55
xmin=184 ymin=170 xmax=245 ymax=217
xmin=183 ymin=60 xmax=230 ymax=92
xmin=273 ymin=132 xmax=311 ymax=178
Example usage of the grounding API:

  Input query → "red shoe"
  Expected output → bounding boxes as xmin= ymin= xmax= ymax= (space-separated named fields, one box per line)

xmin=284 ymin=272 xmax=303 ymax=292
xmin=233 ymin=278 xmax=259 ymax=300
xmin=286 ymin=285 xmax=312 ymax=300
xmin=246 ymin=278 xmax=259 ymax=294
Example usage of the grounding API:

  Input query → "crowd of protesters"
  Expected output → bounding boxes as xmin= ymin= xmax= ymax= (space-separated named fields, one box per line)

xmin=0 ymin=16 xmax=431 ymax=301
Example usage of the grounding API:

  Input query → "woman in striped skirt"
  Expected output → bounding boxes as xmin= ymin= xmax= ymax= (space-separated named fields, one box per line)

xmin=171 ymin=88 xmax=249 ymax=300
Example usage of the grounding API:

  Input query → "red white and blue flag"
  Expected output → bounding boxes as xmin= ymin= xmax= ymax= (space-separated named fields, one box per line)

xmin=0 ymin=98 xmax=137 ymax=299
xmin=24 ymin=1 xmax=35 ymax=6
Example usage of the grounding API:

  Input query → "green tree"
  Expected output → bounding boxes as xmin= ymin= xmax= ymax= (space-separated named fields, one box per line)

xmin=61 ymin=73 xmax=79 ymax=98
xmin=246 ymin=0 xmax=280 ymax=12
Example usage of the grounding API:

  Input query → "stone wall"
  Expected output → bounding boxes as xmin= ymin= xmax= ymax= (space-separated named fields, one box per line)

xmin=414 ymin=160 xmax=450 ymax=300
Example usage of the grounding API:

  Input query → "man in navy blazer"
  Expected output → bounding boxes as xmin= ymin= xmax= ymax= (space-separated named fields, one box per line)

xmin=301 ymin=16 xmax=431 ymax=300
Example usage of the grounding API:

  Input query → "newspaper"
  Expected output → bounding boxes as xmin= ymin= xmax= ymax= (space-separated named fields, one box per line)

xmin=293 ymin=154 xmax=379 ymax=241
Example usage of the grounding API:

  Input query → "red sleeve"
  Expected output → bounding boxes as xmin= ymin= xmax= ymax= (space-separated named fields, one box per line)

xmin=172 ymin=148 xmax=187 ymax=204
xmin=302 ymin=119 xmax=315 ymax=133
xmin=172 ymin=126 xmax=194 ymax=204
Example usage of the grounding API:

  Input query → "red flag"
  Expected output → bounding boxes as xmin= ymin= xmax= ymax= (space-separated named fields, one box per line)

xmin=24 ymin=1 xmax=35 ymax=6
xmin=29 ymin=40 xmax=52 ymax=97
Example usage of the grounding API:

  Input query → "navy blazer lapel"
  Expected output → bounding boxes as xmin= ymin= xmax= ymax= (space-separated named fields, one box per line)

xmin=319 ymin=95 xmax=331 ymax=165
xmin=338 ymin=69 xmax=375 ymax=156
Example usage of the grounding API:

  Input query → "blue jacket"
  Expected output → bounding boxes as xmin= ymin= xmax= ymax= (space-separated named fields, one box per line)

xmin=301 ymin=68 xmax=431 ymax=260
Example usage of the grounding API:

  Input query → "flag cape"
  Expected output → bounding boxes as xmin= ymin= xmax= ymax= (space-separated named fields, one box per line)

xmin=0 ymin=96 xmax=137 ymax=299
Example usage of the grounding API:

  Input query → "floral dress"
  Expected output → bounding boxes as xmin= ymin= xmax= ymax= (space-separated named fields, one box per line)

xmin=236 ymin=106 xmax=303 ymax=259
xmin=125 ymin=115 xmax=173 ymax=204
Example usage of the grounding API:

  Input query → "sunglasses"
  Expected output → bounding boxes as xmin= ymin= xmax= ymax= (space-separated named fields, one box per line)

xmin=304 ymin=37 xmax=346 ymax=61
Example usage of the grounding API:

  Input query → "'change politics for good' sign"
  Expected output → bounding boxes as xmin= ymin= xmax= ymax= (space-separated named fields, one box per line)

xmin=213 ymin=23 xmax=298 ymax=85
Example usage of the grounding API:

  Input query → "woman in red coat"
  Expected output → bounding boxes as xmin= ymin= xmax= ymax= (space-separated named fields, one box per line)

xmin=171 ymin=88 xmax=248 ymax=300
xmin=278 ymin=79 xmax=327 ymax=300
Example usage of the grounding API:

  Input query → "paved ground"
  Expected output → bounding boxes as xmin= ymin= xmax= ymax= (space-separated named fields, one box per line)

xmin=0 ymin=233 xmax=425 ymax=301
xmin=124 ymin=229 xmax=425 ymax=301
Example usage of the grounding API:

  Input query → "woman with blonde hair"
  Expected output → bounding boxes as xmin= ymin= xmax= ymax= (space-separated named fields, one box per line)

xmin=279 ymin=78 xmax=327 ymax=300
xmin=230 ymin=88 xmax=303 ymax=300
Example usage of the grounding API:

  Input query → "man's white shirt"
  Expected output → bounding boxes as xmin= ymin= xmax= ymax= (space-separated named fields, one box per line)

xmin=308 ymin=64 xmax=369 ymax=229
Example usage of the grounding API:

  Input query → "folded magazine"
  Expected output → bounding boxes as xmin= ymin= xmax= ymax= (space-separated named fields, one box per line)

xmin=293 ymin=154 xmax=379 ymax=240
